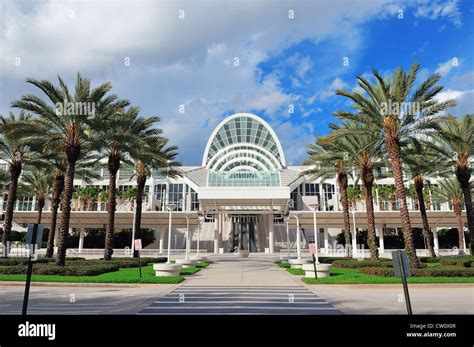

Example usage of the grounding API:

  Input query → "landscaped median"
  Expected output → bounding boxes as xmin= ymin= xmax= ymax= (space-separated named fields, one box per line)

xmin=275 ymin=256 xmax=474 ymax=284
xmin=0 ymin=257 xmax=211 ymax=284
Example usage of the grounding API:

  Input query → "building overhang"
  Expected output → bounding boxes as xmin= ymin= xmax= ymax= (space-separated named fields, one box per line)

xmin=289 ymin=210 xmax=467 ymax=229
xmin=197 ymin=186 xmax=290 ymax=214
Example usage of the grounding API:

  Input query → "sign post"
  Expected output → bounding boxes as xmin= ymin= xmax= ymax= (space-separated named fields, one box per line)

xmin=309 ymin=243 xmax=317 ymax=279
xmin=392 ymin=250 xmax=412 ymax=315
xmin=22 ymin=224 xmax=43 ymax=316
xmin=134 ymin=239 xmax=142 ymax=278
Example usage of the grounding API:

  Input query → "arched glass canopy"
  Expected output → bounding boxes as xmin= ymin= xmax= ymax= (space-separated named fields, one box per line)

xmin=202 ymin=113 xmax=286 ymax=172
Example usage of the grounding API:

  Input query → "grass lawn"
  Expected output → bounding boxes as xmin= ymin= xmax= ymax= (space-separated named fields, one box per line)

xmin=301 ymin=267 xmax=474 ymax=284
xmin=180 ymin=267 xmax=201 ymax=275
xmin=276 ymin=261 xmax=474 ymax=284
xmin=0 ymin=265 xmax=185 ymax=284
xmin=287 ymin=268 xmax=305 ymax=275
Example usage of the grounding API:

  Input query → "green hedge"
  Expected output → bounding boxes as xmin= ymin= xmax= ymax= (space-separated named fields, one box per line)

xmin=360 ymin=266 xmax=474 ymax=277
xmin=439 ymin=256 xmax=472 ymax=268
xmin=0 ymin=263 xmax=120 ymax=276
xmin=332 ymin=259 xmax=394 ymax=269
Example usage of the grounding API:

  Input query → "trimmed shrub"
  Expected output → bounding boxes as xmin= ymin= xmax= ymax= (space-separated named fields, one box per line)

xmin=438 ymin=256 xmax=473 ymax=268
xmin=360 ymin=266 xmax=474 ymax=277
xmin=332 ymin=259 xmax=393 ymax=269
xmin=0 ymin=258 xmax=53 ymax=266
xmin=419 ymin=257 xmax=439 ymax=263
xmin=0 ymin=263 xmax=120 ymax=276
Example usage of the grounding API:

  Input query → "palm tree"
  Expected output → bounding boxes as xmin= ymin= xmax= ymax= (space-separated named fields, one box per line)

xmin=91 ymin=106 xmax=164 ymax=260
xmin=329 ymin=121 xmax=384 ymax=260
xmin=432 ymin=178 xmax=469 ymax=254
xmin=402 ymin=145 xmax=445 ymax=258
xmin=12 ymin=73 xmax=125 ymax=266
xmin=37 ymin=150 xmax=100 ymax=258
xmin=22 ymin=169 xmax=52 ymax=224
xmin=130 ymin=133 xmax=180 ymax=257
xmin=0 ymin=112 xmax=34 ymax=257
xmin=302 ymin=136 xmax=353 ymax=257
xmin=334 ymin=63 xmax=455 ymax=267
xmin=429 ymin=115 xmax=474 ymax=253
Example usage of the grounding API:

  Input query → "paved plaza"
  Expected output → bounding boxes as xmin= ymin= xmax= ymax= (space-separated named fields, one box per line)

xmin=0 ymin=255 xmax=472 ymax=315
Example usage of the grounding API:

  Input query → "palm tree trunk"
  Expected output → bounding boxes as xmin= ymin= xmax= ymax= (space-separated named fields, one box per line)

xmin=133 ymin=174 xmax=146 ymax=258
xmin=362 ymin=167 xmax=379 ymax=261
xmin=46 ymin=174 xmax=64 ymax=258
xmin=2 ymin=162 xmax=21 ymax=258
xmin=338 ymin=171 xmax=351 ymax=257
xmin=454 ymin=203 xmax=465 ymax=255
xmin=385 ymin=134 xmax=419 ymax=268
xmin=36 ymin=197 xmax=45 ymax=224
xmin=456 ymin=168 xmax=473 ymax=253
xmin=414 ymin=176 xmax=436 ymax=258
xmin=56 ymin=160 xmax=77 ymax=266
xmin=104 ymin=156 xmax=120 ymax=260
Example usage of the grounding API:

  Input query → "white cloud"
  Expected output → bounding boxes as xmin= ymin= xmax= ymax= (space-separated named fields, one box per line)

xmin=435 ymin=89 xmax=474 ymax=116
xmin=435 ymin=58 xmax=460 ymax=77
xmin=414 ymin=0 xmax=462 ymax=27
xmin=0 ymin=0 xmax=446 ymax=164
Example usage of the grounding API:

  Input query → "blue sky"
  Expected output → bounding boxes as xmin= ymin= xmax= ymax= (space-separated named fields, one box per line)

xmin=1 ymin=0 xmax=473 ymax=165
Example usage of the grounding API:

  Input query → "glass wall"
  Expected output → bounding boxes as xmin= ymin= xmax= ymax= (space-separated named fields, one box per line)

xmin=208 ymin=171 xmax=280 ymax=187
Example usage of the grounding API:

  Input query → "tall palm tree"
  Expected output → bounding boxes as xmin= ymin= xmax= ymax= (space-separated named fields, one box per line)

xmin=0 ymin=112 xmax=34 ymax=257
xmin=90 ymin=106 xmax=162 ymax=260
xmin=12 ymin=73 xmax=125 ymax=266
xmin=402 ymin=145 xmax=445 ymax=258
xmin=35 ymin=150 xmax=100 ymax=258
xmin=329 ymin=121 xmax=384 ymax=260
xmin=429 ymin=115 xmax=474 ymax=253
xmin=432 ymin=178 xmax=469 ymax=254
xmin=302 ymin=136 xmax=353 ymax=257
xmin=334 ymin=63 xmax=455 ymax=268
xmin=130 ymin=134 xmax=181 ymax=257
xmin=22 ymin=169 xmax=52 ymax=224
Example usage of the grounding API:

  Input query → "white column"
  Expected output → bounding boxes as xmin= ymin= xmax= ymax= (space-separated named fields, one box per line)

xmin=294 ymin=213 xmax=302 ymax=260
xmin=268 ymin=214 xmax=275 ymax=254
xmin=184 ymin=214 xmax=191 ymax=260
xmin=159 ymin=227 xmax=164 ymax=254
xmin=375 ymin=188 xmax=380 ymax=211
xmin=378 ymin=227 xmax=384 ymax=252
xmin=78 ymin=228 xmax=85 ymax=253
xmin=433 ymin=228 xmax=440 ymax=252
xmin=213 ymin=214 xmax=219 ymax=254
xmin=323 ymin=228 xmax=329 ymax=251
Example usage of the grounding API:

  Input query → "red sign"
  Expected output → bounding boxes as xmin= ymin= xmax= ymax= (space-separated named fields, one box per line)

xmin=134 ymin=239 xmax=142 ymax=251
xmin=308 ymin=243 xmax=316 ymax=254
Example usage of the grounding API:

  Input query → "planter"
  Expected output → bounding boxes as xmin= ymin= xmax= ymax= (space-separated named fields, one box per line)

xmin=153 ymin=263 xmax=182 ymax=276
xmin=191 ymin=256 xmax=208 ymax=263
xmin=175 ymin=258 xmax=198 ymax=268
xmin=288 ymin=258 xmax=311 ymax=269
xmin=238 ymin=249 xmax=250 ymax=258
xmin=279 ymin=255 xmax=297 ymax=262
xmin=302 ymin=263 xmax=332 ymax=278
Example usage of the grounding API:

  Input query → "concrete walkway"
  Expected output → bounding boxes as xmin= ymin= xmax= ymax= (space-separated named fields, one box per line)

xmin=140 ymin=255 xmax=340 ymax=315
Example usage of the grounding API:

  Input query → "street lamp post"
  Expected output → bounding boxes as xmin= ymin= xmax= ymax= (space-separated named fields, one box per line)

xmin=292 ymin=211 xmax=303 ymax=260
xmin=309 ymin=202 xmax=320 ymax=264
xmin=165 ymin=203 xmax=177 ymax=264
xmin=130 ymin=199 xmax=137 ymax=258
xmin=350 ymin=207 xmax=357 ymax=258
xmin=283 ymin=215 xmax=290 ymax=259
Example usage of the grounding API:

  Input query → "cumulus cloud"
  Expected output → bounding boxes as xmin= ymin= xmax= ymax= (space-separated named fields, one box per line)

xmin=435 ymin=89 xmax=474 ymax=116
xmin=414 ymin=0 xmax=462 ymax=27
xmin=0 ymin=0 xmax=465 ymax=165
xmin=435 ymin=58 xmax=460 ymax=77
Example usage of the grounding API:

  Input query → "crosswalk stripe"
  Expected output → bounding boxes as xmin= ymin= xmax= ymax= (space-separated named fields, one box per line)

xmin=140 ymin=284 xmax=340 ymax=315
